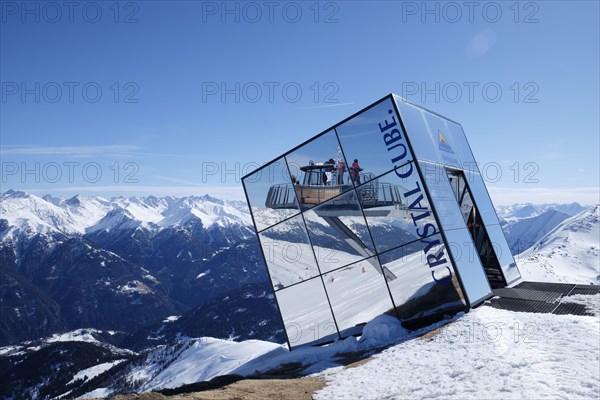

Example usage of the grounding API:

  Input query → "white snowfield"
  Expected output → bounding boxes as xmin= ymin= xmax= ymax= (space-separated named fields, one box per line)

xmin=0 ymin=328 xmax=108 ymax=357
xmin=314 ymin=305 xmax=600 ymax=400
xmin=138 ymin=338 xmax=281 ymax=391
xmin=518 ymin=205 xmax=600 ymax=284
xmin=45 ymin=329 xmax=105 ymax=344
xmin=107 ymin=314 xmax=421 ymax=397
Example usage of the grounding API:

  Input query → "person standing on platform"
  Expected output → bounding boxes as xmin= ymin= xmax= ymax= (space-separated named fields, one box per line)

xmin=337 ymin=160 xmax=346 ymax=184
xmin=351 ymin=159 xmax=363 ymax=184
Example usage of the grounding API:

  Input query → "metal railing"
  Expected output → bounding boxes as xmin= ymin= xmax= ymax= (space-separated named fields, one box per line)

xmin=265 ymin=178 xmax=404 ymax=210
xmin=265 ymin=184 xmax=298 ymax=209
xmin=359 ymin=181 xmax=403 ymax=208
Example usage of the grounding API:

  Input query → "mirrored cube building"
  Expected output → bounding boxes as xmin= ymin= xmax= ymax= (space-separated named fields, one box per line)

xmin=242 ymin=94 xmax=521 ymax=349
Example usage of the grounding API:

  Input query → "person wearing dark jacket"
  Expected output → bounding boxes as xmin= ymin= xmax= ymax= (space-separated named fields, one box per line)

xmin=350 ymin=159 xmax=363 ymax=184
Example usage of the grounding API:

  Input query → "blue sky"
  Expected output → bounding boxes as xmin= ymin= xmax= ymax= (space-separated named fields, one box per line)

xmin=1 ymin=1 xmax=598 ymax=205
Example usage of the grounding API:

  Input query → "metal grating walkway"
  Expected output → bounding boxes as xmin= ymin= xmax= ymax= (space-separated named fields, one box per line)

xmin=552 ymin=302 xmax=591 ymax=316
xmin=514 ymin=281 xmax=577 ymax=293
xmin=570 ymin=286 xmax=600 ymax=296
xmin=491 ymin=288 xmax=563 ymax=302
xmin=484 ymin=281 xmax=599 ymax=316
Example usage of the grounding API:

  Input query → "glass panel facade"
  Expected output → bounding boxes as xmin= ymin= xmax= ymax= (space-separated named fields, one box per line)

xmin=464 ymin=170 xmax=503 ymax=227
xmin=304 ymin=190 xmax=375 ymax=273
xmin=359 ymin=163 xmax=437 ymax=254
xmin=380 ymin=234 xmax=467 ymax=321
xmin=275 ymin=277 xmax=339 ymax=347
xmin=258 ymin=214 xmax=321 ymax=290
xmin=443 ymin=120 xmax=477 ymax=167
xmin=242 ymin=94 xmax=520 ymax=349
xmin=336 ymin=98 xmax=413 ymax=184
xmin=323 ymin=257 xmax=395 ymax=337
xmin=395 ymin=100 xmax=440 ymax=163
xmin=444 ymin=228 xmax=492 ymax=305
xmin=394 ymin=95 xmax=463 ymax=169
xmin=422 ymin=112 xmax=462 ymax=169
xmin=286 ymin=130 xmax=351 ymax=209
xmin=243 ymin=157 xmax=299 ymax=232
xmin=421 ymin=161 xmax=467 ymax=232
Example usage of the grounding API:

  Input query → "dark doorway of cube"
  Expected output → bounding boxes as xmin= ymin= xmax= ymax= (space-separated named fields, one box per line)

xmin=446 ymin=169 xmax=506 ymax=289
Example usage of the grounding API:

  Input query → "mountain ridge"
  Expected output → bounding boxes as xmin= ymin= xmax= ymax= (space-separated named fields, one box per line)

xmin=0 ymin=190 xmax=252 ymax=241
xmin=517 ymin=204 xmax=600 ymax=284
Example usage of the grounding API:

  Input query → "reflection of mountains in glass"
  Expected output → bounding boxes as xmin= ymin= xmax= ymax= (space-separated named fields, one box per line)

xmin=266 ymin=162 xmax=406 ymax=214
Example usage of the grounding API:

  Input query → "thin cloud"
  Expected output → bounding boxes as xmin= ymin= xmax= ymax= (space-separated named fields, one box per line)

xmin=1 ymin=145 xmax=138 ymax=156
xmin=0 ymin=145 xmax=185 ymax=158
xmin=25 ymin=185 xmax=247 ymax=201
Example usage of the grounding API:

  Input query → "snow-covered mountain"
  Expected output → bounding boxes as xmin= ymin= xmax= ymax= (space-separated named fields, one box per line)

xmin=0 ymin=190 xmax=266 ymax=347
xmin=518 ymin=205 xmax=600 ymax=284
xmin=502 ymin=209 xmax=572 ymax=254
xmin=0 ymin=190 xmax=251 ymax=239
xmin=496 ymin=202 xmax=587 ymax=224
xmin=498 ymin=202 xmax=587 ymax=254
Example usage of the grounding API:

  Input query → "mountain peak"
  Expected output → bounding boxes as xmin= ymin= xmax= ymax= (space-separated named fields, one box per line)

xmin=199 ymin=194 xmax=224 ymax=204
xmin=1 ymin=189 xmax=29 ymax=199
xmin=66 ymin=195 xmax=82 ymax=206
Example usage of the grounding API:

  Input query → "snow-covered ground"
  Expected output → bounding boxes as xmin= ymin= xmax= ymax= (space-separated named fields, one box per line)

xmin=83 ymin=295 xmax=600 ymax=399
xmin=315 ymin=304 xmax=600 ymax=400
xmin=77 ymin=203 xmax=598 ymax=399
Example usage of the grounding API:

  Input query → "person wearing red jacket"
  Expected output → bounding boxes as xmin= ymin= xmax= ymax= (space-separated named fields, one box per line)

xmin=350 ymin=159 xmax=363 ymax=184
xmin=337 ymin=160 xmax=346 ymax=184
